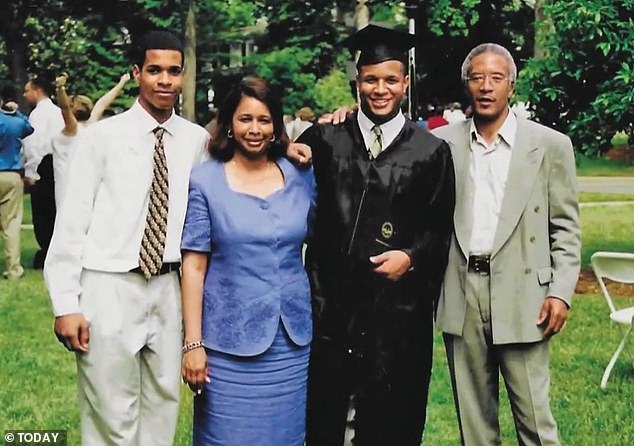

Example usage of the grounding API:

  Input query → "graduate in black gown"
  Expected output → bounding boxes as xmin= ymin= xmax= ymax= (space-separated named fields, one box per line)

xmin=298 ymin=25 xmax=455 ymax=446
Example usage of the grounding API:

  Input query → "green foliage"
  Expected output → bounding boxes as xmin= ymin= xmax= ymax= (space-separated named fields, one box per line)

xmin=25 ymin=16 xmax=92 ymax=75
xmin=249 ymin=46 xmax=318 ymax=115
xmin=515 ymin=0 xmax=634 ymax=157
xmin=415 ymin=0 xmax=534 ymax=110
xmin=250 ymin=0 xmax=339 ymax=114
xmin=427 ymin=0 xmax=481 ymax=37
xmin=371 ymin=1 xmax=408 ymax=25
xmin=314 ymin=69 xmax=356 ymax=114
xmin=0 ymin=39 xmax=7 ymax=79
xmin=611 ymin=131 xmax=630 ymax=146
xmin=23 ymin=15 xmax=133 ymax=112
xmin=135 ymin=0 xmax=182 ymax=29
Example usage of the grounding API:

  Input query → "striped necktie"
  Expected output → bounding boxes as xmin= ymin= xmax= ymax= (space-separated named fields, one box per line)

xmin=139 ymin=127 xmax=169 ymax=279
xmin=370 ymin=124 xmax=382 ymax=159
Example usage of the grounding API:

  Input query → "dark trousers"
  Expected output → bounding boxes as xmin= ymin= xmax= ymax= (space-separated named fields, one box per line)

xmin=30 ymin=154 xmax=56 ymax=268
xmin=306 ymin=315 xmax=433 ymax=446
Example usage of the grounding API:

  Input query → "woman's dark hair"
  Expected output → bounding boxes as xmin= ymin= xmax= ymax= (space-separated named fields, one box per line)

xmin=209 ymin=76 xmax=289 ymax=161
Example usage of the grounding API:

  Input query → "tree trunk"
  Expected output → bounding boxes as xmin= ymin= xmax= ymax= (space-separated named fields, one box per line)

xmin=1 ymin=2 xmax=29 ymax=112
xmin=182 ymin=1 xmax=197 ymax=122
xmin=534 ymin=0 xmax=547 ymax=59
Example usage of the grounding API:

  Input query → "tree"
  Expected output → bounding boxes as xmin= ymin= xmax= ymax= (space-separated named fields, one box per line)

xmin=247 ymin=0 xmax=340 ymax=114
xmin=194 ymin=0 xmax=259 ymax=122
xmin=182 ymin=0 xmax=197 ymax=121
xmin=314 ymin=68 xmax=356 ymax=114
xmin=411 ymin=0 xmax=535 ymax=111
xmin=0 ymin=0 xmax=148 ymax=112
xmin=515 ymin=0 xmax=634 ymax=156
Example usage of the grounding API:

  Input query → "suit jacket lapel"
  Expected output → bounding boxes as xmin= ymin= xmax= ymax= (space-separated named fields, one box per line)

xmin=491 ymin=120 xmax=544 ymax=256
xmin=449 ymin=120 xmax=472 ymax=259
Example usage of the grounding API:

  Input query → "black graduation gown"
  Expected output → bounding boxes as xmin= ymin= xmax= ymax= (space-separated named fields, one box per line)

xmin=298 ymin=114 xmax=455 ymax=445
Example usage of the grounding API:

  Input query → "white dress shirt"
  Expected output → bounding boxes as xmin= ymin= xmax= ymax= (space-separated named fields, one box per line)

xmin=357 ymin=108 xmax=406 ymax=155
xmin=23 ymin=97 xmax=64 ymax=180
xmin=52 ymin=124 xmax=87 ymax=208
xmin=44 ymin=100 xmax=210 ymax=316
xmin=468 ymin=110 xmax=517 ymax=254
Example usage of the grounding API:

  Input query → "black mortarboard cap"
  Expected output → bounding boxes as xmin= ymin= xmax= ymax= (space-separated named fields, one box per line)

xmin=342 ymin=24 xmax=416 ymax=68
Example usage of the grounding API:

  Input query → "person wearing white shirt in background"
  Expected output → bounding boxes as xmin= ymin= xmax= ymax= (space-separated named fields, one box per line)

xmin=22 ymin=74 xmax=64 ymax=268
xmin=44 ymin=31 xmax=210 ymax=446
xmin=286 ymin=106 xmax=316 ymax=141
xmin=443 ymin=101 xmax=466 ymax=123
xmin=51 ymin=71 xmax=131 ymax=208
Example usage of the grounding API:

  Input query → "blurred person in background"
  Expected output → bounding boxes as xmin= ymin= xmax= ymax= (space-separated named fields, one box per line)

xmin=51 ymin=72 xmax=131 ymax=207
xmin=22 ymin=72 xmax=64 ymax=268
xmin=0 ymin=85 xmax=34 ymax=280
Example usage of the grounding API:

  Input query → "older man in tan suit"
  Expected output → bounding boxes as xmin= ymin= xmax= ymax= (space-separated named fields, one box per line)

xmin=433 ymin=44 xmax=581 ymax=446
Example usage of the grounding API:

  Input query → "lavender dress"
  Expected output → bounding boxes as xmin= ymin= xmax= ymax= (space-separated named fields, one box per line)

xmin=181 ymin=157 xmax=316 ymax=446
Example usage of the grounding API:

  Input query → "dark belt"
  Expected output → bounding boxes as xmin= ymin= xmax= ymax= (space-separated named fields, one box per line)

xmin=468 ymin=254 xmax=490 ymax=275
xmin=129 ymin=262 xmax=181 ymax=276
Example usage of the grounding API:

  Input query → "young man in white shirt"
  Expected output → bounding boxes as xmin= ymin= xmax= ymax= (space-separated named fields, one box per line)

xmin=44 ymin=31 xmax=209 ymax=446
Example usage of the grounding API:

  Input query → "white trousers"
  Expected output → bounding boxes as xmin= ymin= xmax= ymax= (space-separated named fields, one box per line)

xmin=76 ymin=270 xmax=182 ymax=446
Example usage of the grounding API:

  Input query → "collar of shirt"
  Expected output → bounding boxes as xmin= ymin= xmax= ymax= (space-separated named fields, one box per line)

xmin=30 ymin=97 xmax=59 ymax=119
xmin=357 ymin=108 xmax=406 ymax=154
xmin=469 ymin=108 xmax=517 ymax=152
xmin=35 ymin=97 xmax=55 ymax=108
xmin=130 ymin=99 xmax=178 ymax=137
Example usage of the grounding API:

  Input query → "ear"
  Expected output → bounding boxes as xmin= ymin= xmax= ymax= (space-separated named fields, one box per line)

xmin=132 ymin=64 xmax=141 ymax=85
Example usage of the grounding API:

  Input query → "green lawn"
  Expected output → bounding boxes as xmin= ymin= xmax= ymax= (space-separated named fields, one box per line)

xmin=576 ymin=153 xmax=634 ymax=177
xmin=2 ymin=203 xmax=634 ymax=445
xmin=580 ymin=203 xmax=634 ymax=268
xmin=579 ymin=192 xmax=634 ymax=203
xmin=22 ymin=192 xmax=33 ymax=226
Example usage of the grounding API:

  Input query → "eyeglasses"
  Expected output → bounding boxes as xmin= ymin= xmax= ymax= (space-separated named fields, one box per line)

xmin=466 ymin=73 xmax=510 ymax=85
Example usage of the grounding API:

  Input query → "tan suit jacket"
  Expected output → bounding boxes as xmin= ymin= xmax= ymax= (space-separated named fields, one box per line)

xmin=434 ymin=118 xmax=581 ymax=344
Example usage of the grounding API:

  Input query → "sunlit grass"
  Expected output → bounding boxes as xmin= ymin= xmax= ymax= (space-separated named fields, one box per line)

xmin=579 ymin=192 xmax=634 ymax=203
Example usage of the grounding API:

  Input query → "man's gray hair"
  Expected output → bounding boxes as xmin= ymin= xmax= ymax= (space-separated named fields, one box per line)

xmin=460 ymin=43 xmax=517 ymax=83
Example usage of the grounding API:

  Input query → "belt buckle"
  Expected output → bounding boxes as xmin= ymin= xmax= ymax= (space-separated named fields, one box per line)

xmin=469 ymin=254 xmax=490 ymax=276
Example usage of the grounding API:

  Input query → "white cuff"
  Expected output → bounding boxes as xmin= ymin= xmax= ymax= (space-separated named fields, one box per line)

xmin=51 ymin=296 xmax=81 ymax=317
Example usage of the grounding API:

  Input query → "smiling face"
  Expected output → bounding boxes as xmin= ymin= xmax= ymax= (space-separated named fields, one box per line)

xmin=231 ymin=95 xmax=274 ymax=160
xmin=133 ymin=49 xmax=183 ymax=123
xmin=357 ymin=59 xmax=409 ymax=124
xmin=466 ymin=51 xmax=514 ymax=124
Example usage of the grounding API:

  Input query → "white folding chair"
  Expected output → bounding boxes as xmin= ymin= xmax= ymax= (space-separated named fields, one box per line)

xmin=590 ymin=251 xmax=634 ymax=389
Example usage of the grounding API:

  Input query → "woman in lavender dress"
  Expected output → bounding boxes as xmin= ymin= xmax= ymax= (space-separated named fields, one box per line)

xmin=180 ymin=76 xmax=315 ymax=446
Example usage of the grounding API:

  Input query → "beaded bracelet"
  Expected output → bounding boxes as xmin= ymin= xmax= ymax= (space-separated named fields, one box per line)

xmin=182 ymin=340 xmax=205 ymax=353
